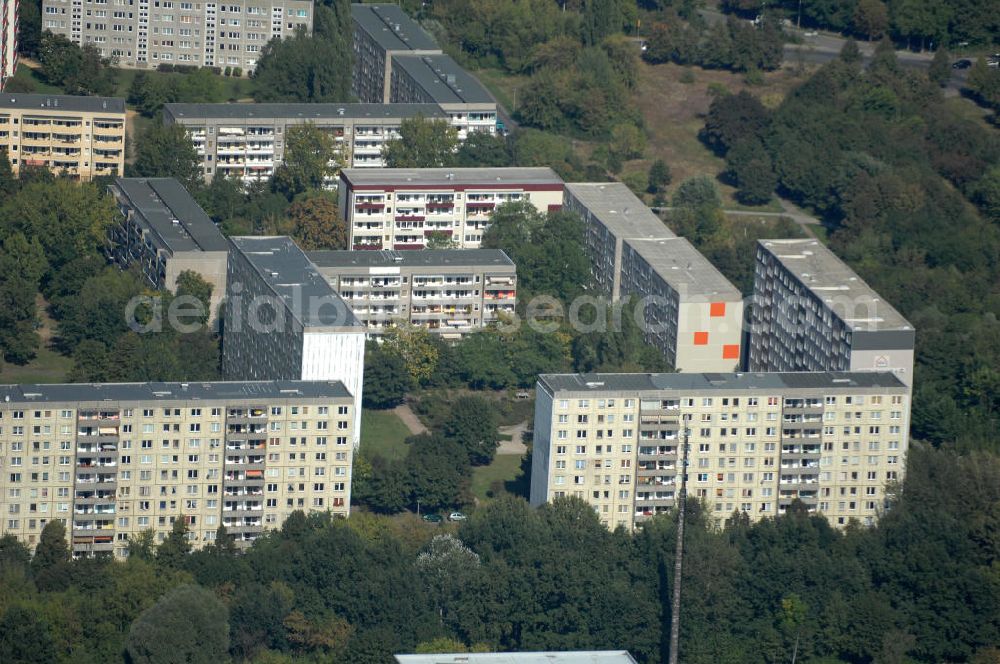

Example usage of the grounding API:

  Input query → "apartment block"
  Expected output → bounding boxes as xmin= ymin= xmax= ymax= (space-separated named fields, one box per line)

xmin=531 ymin=372 xmax=910 ymax=531
xmin=0 ymin=380 xmax=355 ymax=558
xmin=565 ymin=183 xmax=675 ymax=300
xmin=351 ymin=3 xmax=441 ymax=104
xmin=308 ymin=249 xmax=516 ymax=338
xmin=163 ymin=102 xmax=449 ymax=184
xmin=41 ymin=0 xmax=312 ymax=72
xmin=0 ymin=93 xmax=125 ymax=179
xmin=389 ymin=53 xmax=497 ymax=138
xmin=0 ymin=0 xmax=15 ymax=91
xmin=750 ymin=239 xmax=915 ymax=387
xmin=396 ymin=653 xmax=638 ymax=664
xmin=223 ymin=237 xmax=366 ymax=446
xmin=108 ymin=177 xmax=228 ymax=320
xmin=339 ymin=167 xmax=565 ymax=250
xmin=621 ymin=238 xmax=744 ymax=373
xmin=564 ymin=183 xmax=744 ymax=372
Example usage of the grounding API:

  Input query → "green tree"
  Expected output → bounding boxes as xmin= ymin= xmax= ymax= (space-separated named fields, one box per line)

xmin=672 ymin=176 xmax=722 ymax=210
xmin=702 ymin=90 xmax=771 ymax=155
xmin=647 ymin=158 xmax=672 ymax=194
xmin=18 ymin=0 xmax=43 ymax=58
xmin=727 ymin=139 xmax=778 ymax=205
xmin=0 ymin=605 xmax=58 ymax=664
xmin=443 ymin=396 xmax=500 ymax=466
xmin=126 ymin=584 xmax=230 ymax=664
xmin=31 ymin=519 xmax=71 ymax=591
xmin=128 ymin=529 xmax=157 ymax=561
xmin=455 ymin=131 xmax=513 ymax=167
xmin=382 ymin=324 xmax=440 ymax=384
xmin=928 ymin=48 xmax=951 ymax=86
xmin=156 ymin=518 xmax=192 ymax=569
xmin=362 ymin=347 xmax=411 ymax=409
xmin=609 ymin=123 xmax=646 ymax=161
xmin=407 ymin=434 xmax=469 ymax=510
xmin=0 ymin=233 xmax=47 ymax=364
xmin=0 ymin=147 xmax=16 ymax=198
xmin=282 ymin=195 xmax=347 ymax=249
xmin=175 ymin=270 xmax=214 ymax=325
xmin=133 ymin=123 xmax=202 ymax=188
xmin=272 ymin=124 xmax=340 ymax=198
xmin=383 ymin=116 xmax=459 ymax=168
xmin=839 ymin=37 xmax=863 ymax=65
xmin=853 ymin=0 xmax=889 ymax=40
xmin=252 ymin=29 xmax=352 ymax=102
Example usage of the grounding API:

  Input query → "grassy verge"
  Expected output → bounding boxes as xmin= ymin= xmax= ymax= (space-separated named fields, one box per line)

xmin=472 ymin=68 xmax=530 ymax=115
xmin=109 ymin=67 xmax=258 ymax=101
xmin=9 ymin=67 xmax=63 ymax=94
xmin=0 ymin=347 xmax=73 ymax=384
xmin=359 ymin=409 xmax=412 ymax=461
xmin=471 ymin=453 xmax=527 ymax=502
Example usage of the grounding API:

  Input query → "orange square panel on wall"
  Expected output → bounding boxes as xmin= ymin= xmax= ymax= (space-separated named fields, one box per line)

xmin=694 ymin=332 xmax=709 ymax=345
xmin=722 ymin=344 xmax=740 ymax=359
xmin=710 ymin=302 xmax=726 ymax=317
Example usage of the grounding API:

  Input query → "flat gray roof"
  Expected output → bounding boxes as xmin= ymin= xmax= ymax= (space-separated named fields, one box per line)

xmin=392 ymin=53 xmax=495 ymax=105
xmin=538 ymin=371 xmax=907 ymax=394
xmin=625 ymin=237 xmax=741 ymax=300
xmin=229 ymin=236 xmax=364 ymax=330
xmin=352 ymin=3 xmax=440 ymax=51
xmin=114 ymin=178 xmax=228 ymax=253
xmin=0 ymin=93 xmax=125 ymax=114
xmin=341 ymin=167 xmax=563 ymax=188
xmin=0 ymin=380 xmax=352 ymax=405
xmin=307 ymin=248 xmax=514 ymax=269
xmin=565 ymin=182 xmax=675 ymax=241
xmin=164 ymin=102 xmax=447 ymax=122
xmin=395 ymin=653 xmax=638 ymax=664
xmin=759 ymin=240 xmax=912 ymax=332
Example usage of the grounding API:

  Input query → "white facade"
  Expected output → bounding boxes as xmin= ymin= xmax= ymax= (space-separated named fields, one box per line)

xmin=0 ymin=0 xmax=15 ymax=90
xmin=301 ymin=331 xmax=366 ymax=447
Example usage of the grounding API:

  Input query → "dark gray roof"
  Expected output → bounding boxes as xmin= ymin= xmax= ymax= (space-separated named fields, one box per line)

xmin=114 ymin=178 xmax=228 ymax=253
xmin=352 ymin=3 xmax=440 ymax=51
xmin=229 ymin=236 xmax=364 ymax=330
xmin=0 ymin=380 xmax=352 ymax=405
xmin=759 ymin=240 xmax=912 ymax=332
xmin=307 ymin=248 xmax=514 ymax=269
xmin=395 ymin=653 xmax=638 ymax=664
xmin=391 ymin=54 xmax=495 ymax=105
xmin=341 ymin=167 xmax=563 ymax=187
xmin=164 ymin=102 xmax=447 ymax=122
xmin=538 ymin=371 xmax=907 ymax=394
xmin=0 ymin=93 xmax=125 ymax=114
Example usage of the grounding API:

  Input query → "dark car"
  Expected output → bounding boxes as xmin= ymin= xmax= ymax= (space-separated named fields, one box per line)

xmin=953 ymin=59 xmax=973 ymax=69
xmin=421 ymin=513 xmax=443 ymax=523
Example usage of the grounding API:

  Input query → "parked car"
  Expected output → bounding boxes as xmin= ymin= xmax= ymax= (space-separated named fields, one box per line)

xmin=953 ymin=59 xmax=973 ymax=69
xmin=421 ymin=513 xmax=443 ymax=523
xmin=448 ymin=512 xmax=467 ymax=522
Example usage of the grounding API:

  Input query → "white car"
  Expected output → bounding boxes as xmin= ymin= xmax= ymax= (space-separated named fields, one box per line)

xmin=448 ymin=512 xmax=467 ymax=522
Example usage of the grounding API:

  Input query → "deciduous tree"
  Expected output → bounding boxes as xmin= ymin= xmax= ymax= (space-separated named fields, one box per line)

xmin=272 ymin=124 xmax=341 ymax=198
xmin=383 ymin=117 xmax=459 ymax=168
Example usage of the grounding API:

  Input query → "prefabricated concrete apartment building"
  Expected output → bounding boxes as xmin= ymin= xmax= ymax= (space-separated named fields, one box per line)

xmin=41 ymin=0 xmax=313 ymax=72
xmin=339 ymin=167 xmax=565 ymax=250
xmin=163 ymin=102 xmax=451 ymax=184
xmin=0 ymin=380 xmax=356 ymax=558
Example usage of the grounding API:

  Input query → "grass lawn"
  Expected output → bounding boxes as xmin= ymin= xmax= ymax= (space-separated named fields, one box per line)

xmin=472 ymin=68 xmax=530 ymax=115
xmin=0 ymin=347 xmax=73 ymax=384
xmin=8 ymin=66 xmax=64 ymax=94
xmin=471 ymin=453 xmax=527 ymax=502
xmin=109 ymin=67 xmax=258 ymax=101
xmin=359 ymin=409 xmax=412 ymax=461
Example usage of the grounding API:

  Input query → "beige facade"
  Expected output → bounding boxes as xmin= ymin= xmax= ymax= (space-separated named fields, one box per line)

xmin=308 ymin=248 xmax=517 ymax=338
xmin=0 ymin=93 xmax=125 ymax=179
xmin=163 ymin=102 xmax=450 ymax=184
xmin=108 ymin=177 xmax=229 ymax=320
xmin=0 ymin=0 xmax=15 ymax=91
xmin=531 ymin=372 xmax=909 ymax=531
xmin=42 ymin=0 xmax=312 ymax=72
xmin=339 ymin=167 xmax=565 ymax=250
xmin=0 ymin=381 xmax=355 ymax=558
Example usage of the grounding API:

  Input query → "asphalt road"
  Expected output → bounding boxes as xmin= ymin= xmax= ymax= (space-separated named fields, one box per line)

xmin=698 ymin=9 xmax=971 ymax=92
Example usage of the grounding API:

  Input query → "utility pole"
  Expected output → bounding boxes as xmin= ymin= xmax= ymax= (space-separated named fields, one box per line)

xmin=668 ymin=428 xmax=690 ymax=664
